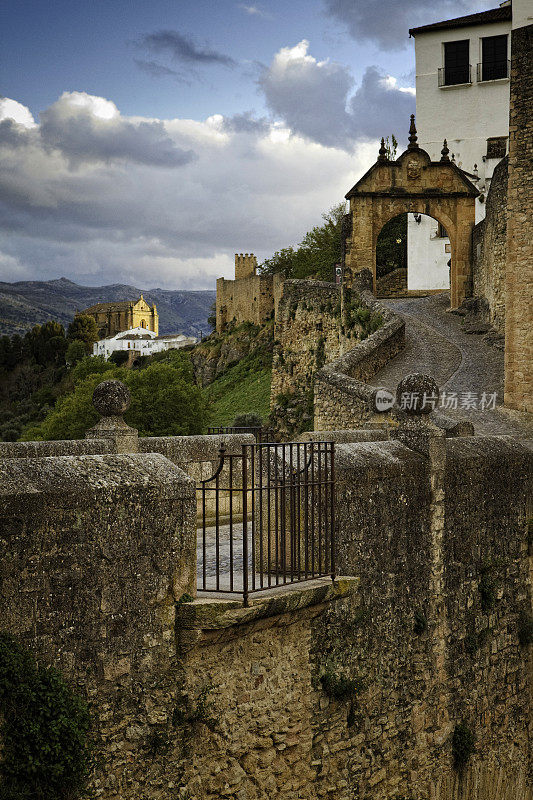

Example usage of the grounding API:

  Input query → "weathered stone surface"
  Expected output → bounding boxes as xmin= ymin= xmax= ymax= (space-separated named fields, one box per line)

xmin=0 ymin=438 xmax=115 ymax=458
xmin=396 ymin=372 xmax=439 ymax=414
xmin=92 ymin=379 xmax=131 ymax=416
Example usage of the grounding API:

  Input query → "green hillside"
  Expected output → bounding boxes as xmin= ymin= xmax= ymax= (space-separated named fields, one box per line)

xmin=205 ymin=356 xmax=272 ymax=427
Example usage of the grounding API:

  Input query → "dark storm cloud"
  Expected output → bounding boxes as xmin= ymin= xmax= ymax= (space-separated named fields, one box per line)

xmin=134 ymin=59 xmax=189 ymax=81
xmin=348 ymin=67 xmax=415 ymax=140
xmin=139 ymin=30 xmax=237 ymax=67
xmin=222 ymin=112 xmax=270 ymax=135
xmin=323 ymin=0 xmax=485 ymax=50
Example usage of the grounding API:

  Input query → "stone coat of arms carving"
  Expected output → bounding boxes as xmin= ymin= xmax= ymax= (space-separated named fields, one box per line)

xmin=407 ymin=160 xmax=421 ymax=180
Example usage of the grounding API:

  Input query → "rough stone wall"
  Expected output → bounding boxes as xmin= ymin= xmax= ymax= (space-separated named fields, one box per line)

xmin=307 ymin=435 xmax=533 ymax=800
xmin=216 ymin=274 xmax=274 ymax=333
xmin=504 ymin=23 xmax=533 ymax=412
xmin=314 ymin=292 xmax=404 ymax=430
xmin=0 ymin=438 xmax=115 ymax=458
xmin=375 ymin=267 xmax=408 ymax=297
xmin=0 ymin=453 xmax=196 ymax=800
xmin=270 ymin=280 xmax=344 ymax=403
xmin=472 ymin=156 xmax=508 ymax=334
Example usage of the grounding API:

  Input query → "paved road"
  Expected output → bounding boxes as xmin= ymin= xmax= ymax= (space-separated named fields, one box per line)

xmin=369 ymin=293 xmax=532 ymax=437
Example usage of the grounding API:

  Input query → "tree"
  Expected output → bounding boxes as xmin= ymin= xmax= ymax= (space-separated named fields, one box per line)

xmin=384 ymin=134 xmax=398 ymax=160
xmin=109 ymin=350 xmax=129 ymax=366
xmin=66 ymin=339 xmax=88 ymax=367
xmin=22 ymin=355 xmax=206 ymax=441
xmin=376 ymin=214 xmax=407 ymax=278
xmin=259 ymin=204 xmax=346 ymax=282
xmin=67 ymin=315 xmax=99 ymax=352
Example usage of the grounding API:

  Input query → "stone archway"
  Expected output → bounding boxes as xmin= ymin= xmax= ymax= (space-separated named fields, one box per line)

xmin=344 ymin=117 xmax=479 ymax=308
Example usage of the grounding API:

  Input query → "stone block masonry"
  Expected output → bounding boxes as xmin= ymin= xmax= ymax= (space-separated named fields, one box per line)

xmin=504 ymin=23 xmax=533 ymax=413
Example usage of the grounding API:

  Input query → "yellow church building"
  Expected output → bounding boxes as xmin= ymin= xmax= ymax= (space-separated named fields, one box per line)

xmin=81 ymin=296 xmax=159 ymax=338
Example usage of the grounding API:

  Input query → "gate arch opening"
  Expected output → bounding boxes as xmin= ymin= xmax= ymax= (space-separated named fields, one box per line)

xmin=343 ymin=116 xmax=479 ymax=308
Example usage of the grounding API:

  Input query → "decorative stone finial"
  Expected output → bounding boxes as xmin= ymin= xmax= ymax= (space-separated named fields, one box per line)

xmin=407 ymin=115 xmax=419 ymax=150
xmin=378 ymin=137 xmax=388 ymax=162
xmin=396 ymin=373 xmax=439 ymax=415
xmin=92 ymin=380 xmax=131 ymax=417
xmin=440 ymin=139 xmax=450 ymax=162
xmin=86 ymin=380 xmax=138 ymax=453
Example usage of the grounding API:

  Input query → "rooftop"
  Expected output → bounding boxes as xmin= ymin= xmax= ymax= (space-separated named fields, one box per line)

xmin=409 ymin=5 xmax=511 ymax=36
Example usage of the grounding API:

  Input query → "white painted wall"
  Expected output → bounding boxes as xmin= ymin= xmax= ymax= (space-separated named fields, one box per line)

xmin=407 ymin=214 xmax=450 ymax=290
xmin=408 ymin=14 xmax=511 ymax=289
xmin=512 ymin=0 xmax=533 ymax=29
xmin=93 ymin=327 xmax=197 ymax=359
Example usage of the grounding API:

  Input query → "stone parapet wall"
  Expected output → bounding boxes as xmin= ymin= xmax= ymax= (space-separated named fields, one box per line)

xmin=375 ymin=267 xmax=408 ymax=298
xmin=472 ymin=156 xmax=508 ymax=334
xmin=0 ymin=452 xmax=196 ymax=799
xmin=314 ymin=292 xmax=405 ymax=429
xmin=0 ymin=438 xmax=115 ymax=458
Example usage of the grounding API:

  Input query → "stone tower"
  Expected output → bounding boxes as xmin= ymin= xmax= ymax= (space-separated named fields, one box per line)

xmin=235 ymin=253 xmax=257 ymax=280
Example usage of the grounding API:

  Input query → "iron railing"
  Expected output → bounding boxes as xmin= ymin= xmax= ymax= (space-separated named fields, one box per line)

xmin=197 ymin=441 xmax=335 ymax=605
xmin=477 ymin=60 xmax=510 ymax=82
xmin=207 ymin=426 xmax=275 ymax=443
xmin=438 ymin=65 xmax=472 ymax=87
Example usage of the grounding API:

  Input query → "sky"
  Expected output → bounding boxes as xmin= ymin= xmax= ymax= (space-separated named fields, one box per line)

xmin=1 ymin=0 xmax=489 ymax=290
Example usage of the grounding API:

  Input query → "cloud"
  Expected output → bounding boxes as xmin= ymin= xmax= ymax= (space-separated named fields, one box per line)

xmin=238 ymin=4 xmax=272 ymax=18
xmin=134 ymin=59 xmax=188 ymax=81
xmin=0 ymin=97 xmax=37 ymax=128
xmin=323 ymin=0 xmax=488 ymax=50
xmin=259 ymin=41 xmax=415 ymax=148
xmin=139 ymin=30 xmax=236 ymax=67
xmin=38 ymin=92 xmax=196 ymax=168
xmin=0 ymin=92 xmax=376 ymax=291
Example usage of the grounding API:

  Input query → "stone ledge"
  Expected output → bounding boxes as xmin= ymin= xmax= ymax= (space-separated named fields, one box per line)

xmin=177 ymin=576 xmax=358 ymax=637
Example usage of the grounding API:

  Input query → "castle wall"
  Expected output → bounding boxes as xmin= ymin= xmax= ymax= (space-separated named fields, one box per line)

xmin=472 ymin=156 xmax=508 ymax=334
xmin=504 ymin=22 xmax=533 ymax=412
xmin=270 ymin=280 xmax=344 ymax=403
xmin=216 ymin=273 xmax=274 ymax=333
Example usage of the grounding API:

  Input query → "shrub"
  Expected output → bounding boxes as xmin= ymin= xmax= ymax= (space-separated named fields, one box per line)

xmin=109 ymin=350 xmax=130 ymax=366
xmin=0 ymin=633 xmax=93 ymax=799
xmin=320 ymin=669 xmax=364 ymax=700
xmin=232 ymin=412 xmax=263 ymax=428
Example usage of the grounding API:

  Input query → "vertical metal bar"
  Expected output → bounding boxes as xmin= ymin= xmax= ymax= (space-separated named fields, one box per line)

xmin=310 ymin=442 xmax=315 ymax=576
xmin=267 ymin=443 xmax=272 ymax=587
xmin=274 ymin=443 xmax=280 ymax=585
xmin=317 ymin=442 xmax=323 ymax=574
xmin=229 ymin=454 xmax=234 ymax=593
xmin=251 ymin=442 xmax=256 ymax=591
xmin=281 ymin=443 xmax=287 ymax=584
xmin=330 ymin=443 xmax=336 ymax=582
xmin=242 ymin=445 xmax=249 ymax=606
xmin=289 ymin=443 xmax=294 ymax=581
xmin=324 ymin=443 xmax=330 ymax=574
xmin=304 ymin=442 xmax=309 ymax=579
xmin=215 ymin=469 xmax=220 ymax=591
xmin=258 ymin=444 xmax=264 ymax=589
xmin=202 ymin=483 xmax=207 ymax=590
xmin=296 ymin=443 xmax=301 ymax=580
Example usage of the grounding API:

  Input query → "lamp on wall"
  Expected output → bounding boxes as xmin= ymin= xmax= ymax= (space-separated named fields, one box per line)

xmin=413 ymin=213 xmax=422 ymax=224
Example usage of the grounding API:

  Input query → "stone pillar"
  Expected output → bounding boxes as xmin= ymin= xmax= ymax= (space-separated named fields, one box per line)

xmin=504 ymin=22 xmax=533 ymax=413
xmin=392 ymin=374 xmax=452 ymax=745
xmin=85 ymin=379 xmax=138 ymax=453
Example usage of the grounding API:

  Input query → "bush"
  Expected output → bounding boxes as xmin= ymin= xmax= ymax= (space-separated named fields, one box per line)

xmin=0 ymin=633 xmax=93 ymax=799
xmin=232 ymin=412 xmax=263 ymax=428
xmin=320 ymin=669 xmax=364 ymax=700
xmin=109 ymin=350 xmax=130 ymax=366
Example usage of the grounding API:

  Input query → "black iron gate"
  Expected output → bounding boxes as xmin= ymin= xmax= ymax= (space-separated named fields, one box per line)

xmin=197 ymin=441 xmax=335 ymax=605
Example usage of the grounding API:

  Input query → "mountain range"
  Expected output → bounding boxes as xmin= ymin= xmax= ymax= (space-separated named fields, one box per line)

xmin=0 ymin=277 xmax=216 ymax=338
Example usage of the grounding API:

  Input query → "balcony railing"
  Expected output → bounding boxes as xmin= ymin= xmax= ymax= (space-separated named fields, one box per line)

xmin=438 ymin=65 xmax=472 ymax=87
xmin=477 ymin=60 xmax=510 ymax=82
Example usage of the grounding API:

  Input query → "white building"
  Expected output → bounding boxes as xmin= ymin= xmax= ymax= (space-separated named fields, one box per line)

xmin=407 ymin=2 xmax=512 ymax=290
xmin=93 ymin=327 xmax=198 ymax=359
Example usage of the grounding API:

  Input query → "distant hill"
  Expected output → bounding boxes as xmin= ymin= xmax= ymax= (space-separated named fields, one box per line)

xmin=0 ymin=277 xmax=216 ymax=338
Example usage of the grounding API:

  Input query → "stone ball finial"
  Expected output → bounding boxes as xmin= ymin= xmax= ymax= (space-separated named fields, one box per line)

xmin=92 ymin=379 xmax=131 ymax=417
xmin=396 ymin=373 xmax=439 ymax=415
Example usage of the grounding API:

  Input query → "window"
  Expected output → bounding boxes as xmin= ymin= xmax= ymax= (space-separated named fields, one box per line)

xmin=437 ymin=223 xmax=448 ymax=239
xmin=481 ymin=35 xmax=508 ymax=81
xmin=443 ymin=40 xmax=470 ymax=85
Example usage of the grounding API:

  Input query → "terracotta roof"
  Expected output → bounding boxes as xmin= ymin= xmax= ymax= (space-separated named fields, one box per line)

xmin=82 ymin=300 xmax=136 ymax=314
xmin=409 ymin=5 xmax=511 ymax=36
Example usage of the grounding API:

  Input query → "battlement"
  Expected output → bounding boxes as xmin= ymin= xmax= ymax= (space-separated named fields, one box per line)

xmin=235 ymin=252 xmax=257 ymax=280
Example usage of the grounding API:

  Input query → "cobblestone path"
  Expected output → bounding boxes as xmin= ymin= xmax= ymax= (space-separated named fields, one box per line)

xmin=370 ymin=293 xmax=532 ymax=437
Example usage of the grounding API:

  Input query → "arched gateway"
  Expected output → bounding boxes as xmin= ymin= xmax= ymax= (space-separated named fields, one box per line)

xmin=344 ymin=117 xmax=479 ymax=308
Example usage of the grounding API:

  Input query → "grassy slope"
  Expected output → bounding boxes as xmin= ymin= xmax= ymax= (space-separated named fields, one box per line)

xmin=204 ymin=357 xmax=272 ymax=427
